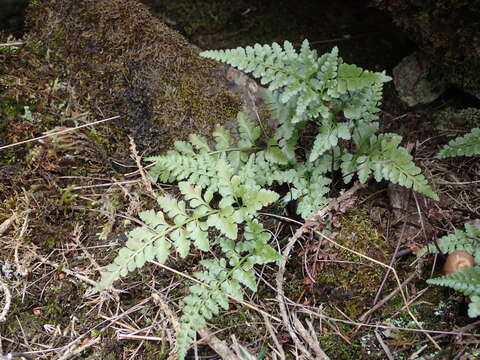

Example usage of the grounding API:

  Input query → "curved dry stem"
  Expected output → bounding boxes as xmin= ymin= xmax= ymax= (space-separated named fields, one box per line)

xmin=0 ymin=279 xmax=11 ymax=323
xmin=316 ymin=231 xmax=441 ymax=350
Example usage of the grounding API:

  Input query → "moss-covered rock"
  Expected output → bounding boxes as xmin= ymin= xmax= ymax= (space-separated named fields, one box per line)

xmin=370 ymin=0 xmax=480 ymax=99
xmin=26 ymin=0 xmax=243 ymax=154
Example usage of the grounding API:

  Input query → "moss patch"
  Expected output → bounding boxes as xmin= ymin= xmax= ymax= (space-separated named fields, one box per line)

xmin=314 ymin=210 xmax=391 ymax=318
xmin=26 ymin=0 xmax=241 ymax=154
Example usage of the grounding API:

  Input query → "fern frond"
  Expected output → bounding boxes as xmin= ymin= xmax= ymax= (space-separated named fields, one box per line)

xmin=177 ymin=223 xmax=281 ymax=359
xmin=417 ymin=222 xmax=480 ymax=263
xmin=436 ymin=127 xmax=480 ymax=158
xmin=146 ymin=123 xmax=251 ymax=190
xmin=419 ymin=222 xmax=480 ymax=318
xmin=468 ymin=296 xmax=480 ymax=318
xmin=95 ymin=212 xmax=171 ymax=290
xmin=178 ymin=258 xmax=232 ymax=359
xmin=427 ymin=266 xmax=480 ymax=297
xmin=341 ymin=133 xmax=438 ymax=200
xmin=202 ymin=42 xmax=390 ymax=156
xmin=337 ymin=63 xmax=390 ymax=94
xmin=237 ymin=112 xmax=261 ymax=148
xmin=309 ymin=121 xmax=352 ymax=162
xmin=427 ymin=266 xmax=480 ymax=318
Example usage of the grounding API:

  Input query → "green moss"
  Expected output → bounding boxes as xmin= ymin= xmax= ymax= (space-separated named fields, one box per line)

xmin=315 ymin=210 xmax=391 ymax=318
xmin=26 ymin=0 xmax=241 ymax=154
xmin=432 ymin=107 xmax=480 ymax=132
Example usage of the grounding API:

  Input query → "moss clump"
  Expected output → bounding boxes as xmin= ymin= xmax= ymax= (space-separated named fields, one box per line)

xmin=314 ymin=210 xmax=391 ymax=318
xmin=432 ymin=107 xmax=480 ymax=132
xmin=26 ymin=0 xmax=241 ymax=154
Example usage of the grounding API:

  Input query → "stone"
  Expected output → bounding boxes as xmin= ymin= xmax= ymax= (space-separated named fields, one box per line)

xmin=26 ymin=0 xmax=266 ymax=155
xmin=371 ymin=0 xmax=480 ymax=101
xmin=392 ymin=52 xmax=446 ymax=106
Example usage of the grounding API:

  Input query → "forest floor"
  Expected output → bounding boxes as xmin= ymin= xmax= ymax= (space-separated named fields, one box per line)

xmin=0 ymin=1 xmax=479 ymax=359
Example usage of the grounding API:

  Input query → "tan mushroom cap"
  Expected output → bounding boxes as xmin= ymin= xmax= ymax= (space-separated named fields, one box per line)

xmin=443 ymin=250 xmax=475 ymax=275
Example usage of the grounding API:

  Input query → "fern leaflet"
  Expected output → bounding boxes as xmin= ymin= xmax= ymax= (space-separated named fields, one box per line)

xmin=437 ymin=127 xmax=480 ymax=158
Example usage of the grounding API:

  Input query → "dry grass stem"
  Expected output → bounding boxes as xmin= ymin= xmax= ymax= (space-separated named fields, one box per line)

xmin=262 ymin=312 xmax=286 ymax=360
xmin=54 ymin=337 xmax=101 ymax=360
xmin=197 ymin=327 xmax=241 ymax=360
xmin=151 ymin=260 xmax=281 ymax=322
xmin=275 ymin=184 xmax=364 ymax=360
xmin=0 ymin=115 xmax=120 ymax=151
xmin=0 ymin=279 xmax=11 ymax=323
xmin=317 ymin=231 xmax=441 ymax=350
xmin=374 ymin=330 xmax=394 ymax=360
xmin=129 ymin=136 xmax=156 ymax=197
xmin=0 ymin=214 xmax=16 ymax=236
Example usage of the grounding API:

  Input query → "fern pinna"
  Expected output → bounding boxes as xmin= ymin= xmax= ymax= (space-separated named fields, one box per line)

xmin=436 ymin=127 xmax=480 ymax=159
xmin=418 ymin=125 xmax=480 ymax=318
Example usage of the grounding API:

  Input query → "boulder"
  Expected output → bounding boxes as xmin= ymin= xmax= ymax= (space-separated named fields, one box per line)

xmin=392 ymin=52 xmax=446 ymax=106
xmin=371 ymin=0 xmax=480 ymax=101
xmin=26 ymin=0 xmax=264 ymax=154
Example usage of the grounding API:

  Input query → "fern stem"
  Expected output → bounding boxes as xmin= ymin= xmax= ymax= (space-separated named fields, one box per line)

xmin=206 ymin=146 xmax=264 ymax=156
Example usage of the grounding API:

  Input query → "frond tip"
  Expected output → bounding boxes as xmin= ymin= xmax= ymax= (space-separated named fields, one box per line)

xmin=436 ymin=127 xmax=480 ymax=159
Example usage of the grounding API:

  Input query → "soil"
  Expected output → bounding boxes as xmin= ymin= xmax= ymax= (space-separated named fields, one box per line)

xmin=0 ymin=1 xmax=479 ymax=359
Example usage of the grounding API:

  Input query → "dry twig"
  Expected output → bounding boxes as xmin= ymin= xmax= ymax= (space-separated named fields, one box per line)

xmin=0 ymin=279 xmax=11 ymax=323
xmin=0 ymin=214 xmax=16 ymax=236
xmin=275 ymin=184 xmax=364 ymax=360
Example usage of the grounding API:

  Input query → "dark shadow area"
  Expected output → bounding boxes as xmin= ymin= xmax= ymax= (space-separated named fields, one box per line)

xmin=141 ymin=0 xmax=416 ymax=72
xmin=0 ymin=0 xmax=30 ymax=35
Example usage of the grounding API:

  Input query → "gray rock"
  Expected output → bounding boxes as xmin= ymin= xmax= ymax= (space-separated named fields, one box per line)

xmin=393 ymin=52 xmax=447 ymax=107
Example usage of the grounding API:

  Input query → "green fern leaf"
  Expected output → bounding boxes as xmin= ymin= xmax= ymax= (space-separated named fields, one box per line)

xmin=171 ymin=228 xmax=190 ymax=258
xmin=220 ymin=279 xmax=244 ymax=300
xmin=213 ymin=125 xmax=232 ymax=150
xmin=309 ymin=122 xmax=352 ymax=162
xmin=139 ymin=209 xmax=167 ymax=228
xmin=154 ymin=238 xmax=171 ymax=263
xmin=417 ymin=222 xmax=480 ymax=262
xmin=265 ymin=139 xmax=289 ymax=165
xmin=337 ymin=63 xmax=391 ymax=93
xmin=436 ymin=128 xmax=480 ymax=158
xmin=345 ymin=133 xmax=438 ymax=200
xmin=189 ymin=134 xmax=211 ymax=153
xmin=96 ymin=225 xmax=171 ymax=291
xmin=237 ymin=112 xmax=261 ymax=147
xmin=207 ymin=213 xmax=238 ymax=239
xmin=296 ymin=176 xmax=331 ymax=219
xmin=174 ymin=140 xmax=195 ymax=155
xmin=427 ymin=266 xmax=480 ymax=297
xmin=468 ymin=296 xmax=480 ymax=318
xmin=178 ymin=182 xmax=211 ymax=214
xmin=157 ymin=196 xmax=188 ymax=224
xmin=232 ymin=268 xmax=257 ymax=292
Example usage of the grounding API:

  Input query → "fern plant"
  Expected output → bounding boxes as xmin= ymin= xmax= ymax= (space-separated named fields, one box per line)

xmin=96 ymin=40 xmax=439 ymax=359
xmin=419 ymin=127 xmax=480 ymax=317
xmin=201 ymin=40 xmax=438 ymax=200
xmin=418 ymin=223 xmax=480 ymax=317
